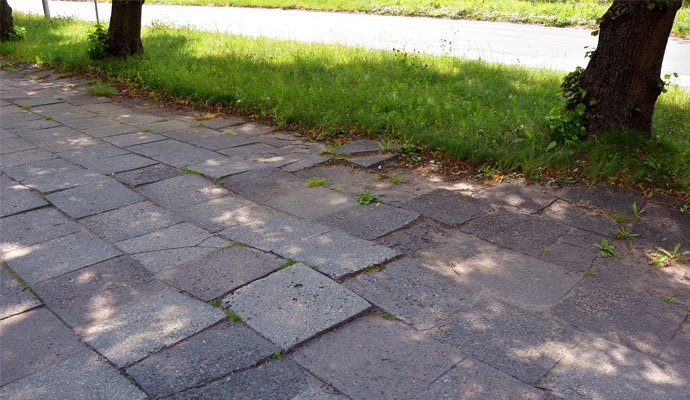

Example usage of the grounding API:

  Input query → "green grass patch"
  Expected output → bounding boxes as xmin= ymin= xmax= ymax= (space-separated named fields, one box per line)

xmin=85 ymin=80 xmax=116 ymax=96
xmin=131 ymin=0 xmax=690 ymax=37
xmin=2 ymin=13 xmax=688 ymax=196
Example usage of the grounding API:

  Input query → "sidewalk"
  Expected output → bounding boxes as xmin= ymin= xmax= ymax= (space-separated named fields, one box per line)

xmin=1 ymin=65 xmax=689 ymax=399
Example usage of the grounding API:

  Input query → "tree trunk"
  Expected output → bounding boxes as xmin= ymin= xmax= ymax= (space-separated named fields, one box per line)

xmin=107 ymin=0 xmax=145 ymax=57
xmin=0 ymin=0 xmax=13 ymax=40
xmin=579 ymin=0 xmax=681 ymax=136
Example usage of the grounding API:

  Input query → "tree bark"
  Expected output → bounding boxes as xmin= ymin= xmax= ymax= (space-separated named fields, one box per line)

xmin=107 ymin=0 xmax=145 ymax=57
xmin=0 ymin=0 xmax=13 ymax=40
xmin=579 ymin=0 xmax=681 ymax=136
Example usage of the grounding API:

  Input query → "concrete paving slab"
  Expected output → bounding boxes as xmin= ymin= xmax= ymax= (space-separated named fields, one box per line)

xmin=0 ymin=175 xmax=47 ymax=217
xmin=83 ymin=290 xmax=224 ymax=367
xmin=0 ymin=308 xmax=85 ymax=386
xmin=462 ymin=208 xmax=571 ymax=256
xmin=3 ymin=118 xmax=61 ymax=133
xmin=225 ymin=263 xmax=370 ymax=349
xmin=221 ymin=167 xmax=305 ymax=201
xmin=34 ymin=256 xmax=166 ymax=331
xmin=127 ymin=322 xmax=278 ymax=398
xmin=220 ymin=214 xmax=332 ymax=253
xmin=231 ymin=122 xmax=272 ymax=136
xmin=345 ymin=258 xmax=477 ymax=330
xmin=30 ymin=102 xmax=93 ymax=121
xmin=349 ymin=153 xmax=399 ymax=168
xmin=4 ymin=231 xmax=121 ymax=285
xmin=474 ymin=182 xmax=557 ymax=213
xmin=113 ymin=163 xmax=183 ymax=186
xmin=538 ymin=242 xmax=597 ymax=273
xmin=256 ymin=134 xmax=294 ymax=148
xmin=414 ymin=358 xmax=549 ymax=400
xmin=274 ymin=230 xmax=401 ymax=279
xmin=158 ymin=245 xmax=283 ymax=301
xmin=61 ymin=92 xmax=113 ymax=106
xmin=219 ymin=142 xmax=282 ymax=158
xmin=558 ymin=185 xmax=646 ymax=217
xmin=403 ymin=189 xmax=492 ymax=226
xmin=168 ymin=359 xmax=315 ymax=400
xmin=166 ymin=128 xmax=256 ymax=150
xmin=116 ymin=223 xmax=225 ymax=273
xmin=2 ymin=158 xmax=104 ymax=193
xmin=334 ymin=139 xmax=401 ymax=155
xmin=82 ymin=201 xmax=183 ymax=242
xmin=0 ymin=351 xmax=147 ymax=400
xmin=0 ymin=137 xmax=37 ymax=154
xmin=84 ymin=123 xmax=139 ymax=138
xmin=62 ymin=116 xmax=119 ymax=130
xmin=293 ymin=315 xmax=463 ymax=400
xmin=57 ymin=143 xmax=127 ymax=163
xmin=266 ymin=187 xmax=354 ymax=219
xmin=540 ymin=337 xmax=690 ymax=400
xmin=136 ymin=174 xmax=228 ymax=209
xmin=32 ymin=132 xmax=100 ymax=153
xmin=7 ymin=97 xmax=63 ymax=108
xmin=550 ymin=270 xmax=687 ymax=357
xmin=177 ymin=195 xmax=276 ymax=233
xmin=316 ymin=204 xmax=419 ymax=240
xmin=113 ymin=112 xmax=164 ymax=125
xmin=82 ymin=153 xmax=158 ymax=174
xmin=151 ymin=144 xmax=221 ymax=168
xmin=0 ymin=207 xmax=80 ymax=255
xmin=126 ymin=138 xmax=196 ymax=157
xmin=0 ymin=267 xmax=41 ymax=320
xmin=282 ymin=154 xmax=329 ymax=172
xmin=139 ymin=118 xmax=191 ymax=134
xmin=633 ymin=202 xmax=690 ymax=248
xmin=661 ymin=321 xmax=690 ymax=369
xmin=104 ymin=131 xmax=167 ymax=147
xmin=452 ymin=249 xmax=582 ymax=309
xmin=542 ymin=200 xmax=619 ymax=237
xmin=197 ymin=115 xmax=247 ymax=129
xmin=0 ymin=148 xmax=56 ymax=169
xmin=185 ymin=156 xmax=264 ymax=178
xmin=432 ymin=298 xmax=582 ymax=384
xmin=46 ymin=179 xmax=143 ymax=218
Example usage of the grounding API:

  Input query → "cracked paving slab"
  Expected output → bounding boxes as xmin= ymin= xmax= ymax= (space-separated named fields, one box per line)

xmin=224 ymin=263 xmax=371 ymax=350
xmin=83 ymin=290 xmax=224 ymax=367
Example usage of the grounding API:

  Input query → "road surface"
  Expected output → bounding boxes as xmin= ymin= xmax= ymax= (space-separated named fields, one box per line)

xmin=9 ymin=0 xmax=690 ymax=87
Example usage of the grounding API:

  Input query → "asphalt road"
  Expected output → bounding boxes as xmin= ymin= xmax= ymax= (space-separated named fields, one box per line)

xmin=9 ymin=0 xmax=690 ymax=87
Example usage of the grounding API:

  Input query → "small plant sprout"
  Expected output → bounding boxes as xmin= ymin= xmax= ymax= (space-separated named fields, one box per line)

xmin=381 ymin=313 xmax=398 ymax=321
xmin=593 ymin=238 xmax=622 ymax=259
xmin=355 ymin=191 xmax=380 ymax=205
xmin=654 ymin=243 xmax=689 ymax=266
xmin=214 ymin=177 xmax=223 ymax=187
xmin=153 ymin=118 xmax=168 ymax=123
xmin=274 ymin=259 xmax=297 ymax=272
xmin=209 ymin=299 xmax=222 ymax=307
xmin=306 ymin=177 xmax=326 ymax=187
xmin=271 ymin=351 xmax=283 ymax=360
xmin=42 ymin=115 xmax=53 ymax=121
xmin=542 ymin=245 xmax=552 ymax=253
xmin=377 ymin=140 xmax=398 ymax=153
xmin=226 ymin=310 xmax=243 ymax=322
xmin=181 ymin=168 xmax=201 ymax=175
xmin=225 ymin=129 xmax=235 ymax=135
xmin=192 ymin=122 xmax=205 ymax=128
xmin=309 ymin=264 xmax=319 ymax=270
xmin=390 ymin=174 xmax=402 ymax=184
xmin=632 ymin=202 xmax=646 ymax=219
xmin=231 ymin=241 xmax=246 ymax=247
xmin=583 ymin=178 xmax=597 ymax=188
xmin=615 ymin=226 xmax=639 ymax=244
xmin=583 ymin=267 xmax=594 ymax=277
xmin=610 ymin=211 xmax=631 ymax=224
xmin=663 ymin=296 xmax=677 ymax=304
xmin=20 ymin=105 xmax=30 ymax=111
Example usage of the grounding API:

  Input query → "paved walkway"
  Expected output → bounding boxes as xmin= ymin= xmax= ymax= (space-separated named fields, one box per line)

xmin=1 ymin=65 xmax=690 ymax=399
xmin=9 ymin=0 xmax=690 ymax=88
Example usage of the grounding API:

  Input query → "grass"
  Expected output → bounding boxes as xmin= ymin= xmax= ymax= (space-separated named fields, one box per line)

xmin=2 ymin=13 xmax=689 ymax=196
xmin=306 ymin=177 xmax=326 ymax=187
xmin=85 ymin=80 xmax=116 ymax=96
xmin=81 ymin=0 xmax=690 ymax=37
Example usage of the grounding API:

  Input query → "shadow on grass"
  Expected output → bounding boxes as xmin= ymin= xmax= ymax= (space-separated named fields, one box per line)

xmin=2 ymin=13 xmax=689 ymax=192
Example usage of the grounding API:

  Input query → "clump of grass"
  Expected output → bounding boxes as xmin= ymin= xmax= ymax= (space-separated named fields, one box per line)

xmin=274 ymin=259 xmax=297 ymax=272
xmin=226 ymin=309 xmax=243 ymax=322
xmin=85 ymin=81 xmax=116 ymax=96
xmin=2 ymin=13 xmax=688 ymax=195
xmin=306 ymin=177 xmax=326 ymax=187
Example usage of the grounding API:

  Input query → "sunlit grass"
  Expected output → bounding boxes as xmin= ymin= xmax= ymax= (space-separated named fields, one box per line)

xmin=1 ymin=13 xmax=688 ymax=194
